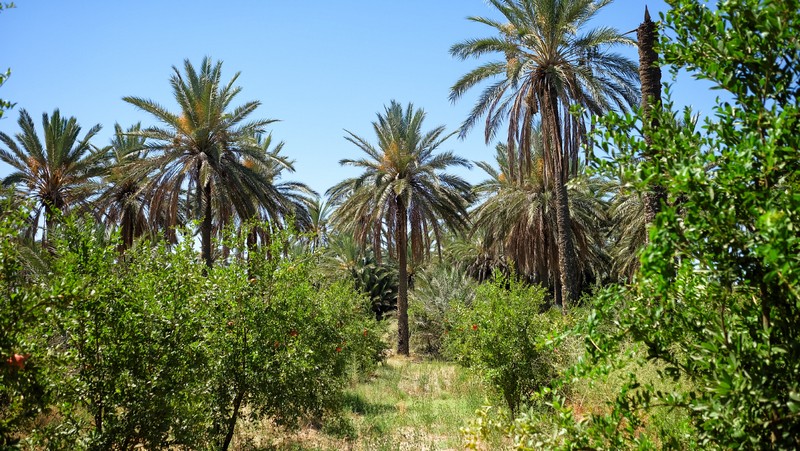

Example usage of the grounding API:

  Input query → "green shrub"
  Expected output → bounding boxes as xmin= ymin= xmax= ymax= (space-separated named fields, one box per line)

xmin=203 ymin=233 xmax=387 ymax=449
xmin=0 ymin=199 xmax=51 ymax=447
xmin=519 ymin=0 xmax=800 ymax=448
xmin=409 ymin=263 xmax=475 ymax=356
xmin=445 ymin=272 xmax=563 ymax=415
xmin=1 ymin=215 xmax=385 ymax=450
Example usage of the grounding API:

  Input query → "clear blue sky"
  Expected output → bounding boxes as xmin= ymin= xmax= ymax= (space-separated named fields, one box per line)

xmin=1 ymin=0 xmax=719 ymax=196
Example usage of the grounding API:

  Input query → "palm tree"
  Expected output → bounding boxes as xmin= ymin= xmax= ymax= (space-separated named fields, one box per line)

xmin=327 ymin=101 xmax=473 ymax=355
xmin=472 ymin=140 xmax=608 ymax=299
xmin=0 ymin=109 xmax=103 ymax=241
xmin=123 ymin=57 xmax=287 ymax=268
xmin=607 ymin=183 xmax=645 ymax=281
xmin=95 ymin=124 xmax=152 ymax=250
xmin=306 ymin=197 xmax=331 ymax=252
xmin=450 ymin=0 xmax=638 ymax=306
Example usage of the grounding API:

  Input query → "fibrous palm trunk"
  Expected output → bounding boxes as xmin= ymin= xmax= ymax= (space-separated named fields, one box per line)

xmin=543 ymin=86 xmax=578 ymax=309
xmin=396 ymin=197 xmax=410 ymax=355
xmin=638 ymin=6 xmax=664 ymax=225
xmin=202 ymin=182 xmax=214 ymax=269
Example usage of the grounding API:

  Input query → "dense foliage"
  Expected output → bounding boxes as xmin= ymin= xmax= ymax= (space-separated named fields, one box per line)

xmin=2 ymin=0 xmax=799 ymax=448
xmin=445 ymin=273 xmax=564 ymax=415
xmin=0 ymin=203 xmax=385 ymax=449
xmin=476 ymin=0 xmax=800 ymax=449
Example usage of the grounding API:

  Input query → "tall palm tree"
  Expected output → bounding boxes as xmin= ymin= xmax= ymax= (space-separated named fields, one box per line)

xmin=450 ymin=0 xmax=638 ymax=306
xmin=123 ymin=57 xmax=286 ymax=268
xmin=0 ymin=109 xmax=103 ymax=241
xmin=224 ymin=133 xmax=315 ymax=257
xmin=306 ymin=197 xmax=331 ymax=252
xmin=327 ymin=101 xmax=473 ymax=355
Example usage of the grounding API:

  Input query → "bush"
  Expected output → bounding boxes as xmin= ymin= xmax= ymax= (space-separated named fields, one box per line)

xmin=409 ymin=263 xmax=475 ymax=356
xmin=0 ymin=199 xmax=51 ymax=447
xmin=2 ymin=214 xmax=385 ymax=450
xmin=445 ymin=272 xmax=563 ymax=415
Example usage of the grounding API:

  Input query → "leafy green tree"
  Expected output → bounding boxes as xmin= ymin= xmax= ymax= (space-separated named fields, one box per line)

xmin=123 ymin=57 xmax=286 ymax=268
xmin=445 ymin=272 xmax=562 ymax=415
xmin=520 ymin=0 xmax=800 ymax=448
xmin=0 ymin=197 xmax=51 ymax=447
xmin=204 ymin=227 xmax=384 ymax=451
xmin=327 ymin=101 xmax=473 ymax=355
xmin=0 ymin=109 xmax=104 ymax=241
xmin=450 ymin=0 xmax=638 ymax=306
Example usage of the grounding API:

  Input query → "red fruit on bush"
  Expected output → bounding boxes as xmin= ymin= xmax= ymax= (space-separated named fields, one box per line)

xmin=6 ymin=353 xmax=30 ymax=370
xmin=336 ymin=347 xmax=342 ymax=353
xmin=472 ymin=324 xmax=478 ymax=331
xmin=289 ymin=329 xmax=298 ymax=337
xmin=363 ymin=329 xmax=368 ymax=337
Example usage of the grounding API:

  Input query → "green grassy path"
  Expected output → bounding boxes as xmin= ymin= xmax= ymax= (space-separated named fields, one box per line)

xmin=233 ymin=356 xmax=495 ymax=450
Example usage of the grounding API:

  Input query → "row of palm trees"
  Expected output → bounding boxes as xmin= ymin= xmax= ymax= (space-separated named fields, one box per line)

xmin=1 ymin=0 xmax=651 ymax=355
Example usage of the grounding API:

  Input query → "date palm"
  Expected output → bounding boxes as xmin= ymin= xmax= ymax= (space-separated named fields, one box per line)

xmin=450 ymin=0 xmax=638 ymax=306
xmin=0 ymin=109 xmax=103 ymax=241
xmin=327 ymin=101 xmax=473 ymax=355
xmin=123 ymin=57 xmax=284 ymax=267
xmin=473 ymin=140 xmax=607 ymax=299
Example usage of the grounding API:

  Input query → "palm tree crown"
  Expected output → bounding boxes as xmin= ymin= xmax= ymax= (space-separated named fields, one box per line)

xmin=123 ymin=57 xmax=296 ymax=267
xmin=0 ymin=109 xmax=103 ymax=240
xmin=327 ymin=100 xmax=473 ymax=355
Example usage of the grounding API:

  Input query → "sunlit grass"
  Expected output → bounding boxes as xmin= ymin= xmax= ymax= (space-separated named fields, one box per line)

xmin=233 ymin=355 xmax=498 ymax=450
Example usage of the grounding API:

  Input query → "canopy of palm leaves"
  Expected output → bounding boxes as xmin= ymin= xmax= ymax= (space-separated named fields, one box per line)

xmin=0 ymin=109 xmax=103 ymax=241
xmin=123 ymin=57 xmax=311 ymax=267
xmin=94 ymin=123 xmax=181 ymax=250
xmin=472 ymin=141 xmax=608 ymax=298
xmin=450 ymin=0 xmax=639 ymax=183
xmin=327 ymin=101 xmax=473 ymax=265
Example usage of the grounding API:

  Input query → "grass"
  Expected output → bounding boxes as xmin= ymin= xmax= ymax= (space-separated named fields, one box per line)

xmin=232 ymin=355 xmax=498 ymax=450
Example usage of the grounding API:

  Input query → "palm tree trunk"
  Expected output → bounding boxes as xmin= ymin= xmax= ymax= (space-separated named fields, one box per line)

xmin=638 ymin=6 xmax=665 ymax=225
xmin=201 ymin=182 xmax=214 ymax=269
xmin=396 ymin=197 xmax=410 ymax=356
xmin=553 ymin=173 xmax=577 ymax=308
xmin=544 ymin=86 xmax=578 ymax=309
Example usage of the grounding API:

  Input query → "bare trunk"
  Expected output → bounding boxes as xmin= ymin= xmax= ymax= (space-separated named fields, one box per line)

xmin=638 ymin=6 xmax=665 ymax=225
xmin=396 ymin=197 xmax=410 ymax=356
xmin=220 ymin=388 xmax=245 ymax=451
xmin=553 ymin=174 xmax=577 ymax=308
xmin=544 ymin=86 xmax=578 ymax=309
xmin=202 ymin=183 xmax=214 ymax=269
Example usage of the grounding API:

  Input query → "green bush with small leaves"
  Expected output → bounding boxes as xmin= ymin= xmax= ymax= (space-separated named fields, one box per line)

xmin=0 ymin=212 xmax=385 ymax=450
xmin=445 ymin=272 xmax=563 ymax=415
